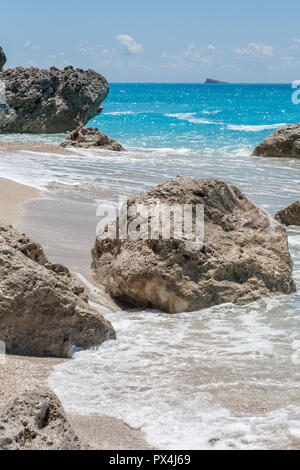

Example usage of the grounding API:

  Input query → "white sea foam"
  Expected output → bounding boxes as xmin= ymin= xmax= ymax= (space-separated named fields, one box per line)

xmin=289 ymin=234 xmax=300 ymax=249
xmin=1 ymin=83 xmax=299 ymax=450
xmin=227 ymin=123 xmax=287 ymax=132
xmin=49 ymin=291 xmax=300 ymax=450
xmin=0 ymin=130 xmax=299 ymax=450
xmin=202 ymin=109 xmax=221 ymax=115
xmin=0 ymin=133 xmax=65 ymax=143
xmin=103 ymin=111 xmax=136 ymax=116
xmin=0 ymin=141 xmax=299 ymax=201
xmin=165 ymin=113 xmax=217 ymax=124
xmin=131 ymin=146 xmax=193 ymax=156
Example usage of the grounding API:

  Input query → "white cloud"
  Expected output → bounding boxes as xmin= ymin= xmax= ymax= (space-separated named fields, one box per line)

xmin=289 ymin=38 xmax=300 ymax=50
xmin=24 ymin=40 xmax=40 ymax=50
xmin=234 ymin=42 xmax=274 ymax=58
xmin=101 ymin=48 xmax=117 ymax=57
xmin=161 ymin=44 xmax=221 ymax=70
xmin=186 ymin=43 xmax=196 ymax=51
xmin=78 ymin=41 xmax=89 ymax=53
xmin=116 ymin=34 xmax=144 ymax=55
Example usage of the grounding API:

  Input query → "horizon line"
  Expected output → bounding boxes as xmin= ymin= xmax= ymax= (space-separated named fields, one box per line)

xmin=108 ymin=81 xmax=293 ymax=85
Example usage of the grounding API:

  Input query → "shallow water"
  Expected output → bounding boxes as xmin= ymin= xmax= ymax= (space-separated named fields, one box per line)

xmin=48 ymin=228 xmax=300 ymax=450
xmin=0 ymin=83 xmax=299 ymax=449
xmin=49 ymin=294 xmax=300 ymax=450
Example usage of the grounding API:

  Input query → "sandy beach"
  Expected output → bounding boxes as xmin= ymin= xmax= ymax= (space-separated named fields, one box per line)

xmin=0 ymin=175 xmax=153 ymax=450
xmin=0 ymin=354 xmax=153 ymax=450
xmin=2 ymin=2 xmax=300 ymax=450
xmin=0 ymin=355 xmax=64 ymax=414
xmin=0 ymin=177 xmax=41 ymax=225
xmin=0 ymin=141 xmax=73 ymax=156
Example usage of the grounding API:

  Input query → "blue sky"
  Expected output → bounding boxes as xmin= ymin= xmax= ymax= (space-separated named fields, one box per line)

xmin=1 ymin=0 xmax=300 ymax=82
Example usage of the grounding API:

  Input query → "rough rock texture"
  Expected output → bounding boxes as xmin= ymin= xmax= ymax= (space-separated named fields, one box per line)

xmin=60 ymin=125 xmax=125 ymax=151
xmin=0 ymin=221 xmax=115 ymax=357
xmin=92 ymin=176 xmax=296 ymax=314
xmin=0 ymin=47 xmax=6 ymax=71
xmin=252 ymin=123 xmax=300 ymax=158
xmin=275 ymin=201 xmax=300 ymax=226
xmin=0 ymin=66 xmax=108 ymax=133
xmin=0 ymin=388 xmax=83 ymax=450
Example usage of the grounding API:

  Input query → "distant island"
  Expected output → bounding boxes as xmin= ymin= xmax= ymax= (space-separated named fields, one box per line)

xmin=204 ymin=78 xmax=228 ymax=84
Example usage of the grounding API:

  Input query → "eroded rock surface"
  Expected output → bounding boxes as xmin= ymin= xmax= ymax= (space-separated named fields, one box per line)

xmin=0 ymin=221 xmax=115 ymax=357
xmin=60 ymin=125 xmax=125 ymax=151
xmin=0 ymin=388 xmax=83 ymax=450
xmin=92 ymin=176 xmax=296 ymax=313
xmin=0 ymin=47 xmax=6 ymax=71
xmin=252 ymin=123 xmax=300 ymax=158
xmin=0 ymin=66 xmax=108 ymax=133
xmin=275 ymin=201 xmax=300 ymax=226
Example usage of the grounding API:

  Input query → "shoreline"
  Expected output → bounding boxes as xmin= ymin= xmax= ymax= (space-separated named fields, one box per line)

xmin=0 ymin=175 xmax=153 ymax=450
xmin=0 ymin=141 xmax=299 ymax=450
xmin=0 ymin=177 xmax=42 ymax=226
xmin=0 ymin=141 xmax=73 ymax=156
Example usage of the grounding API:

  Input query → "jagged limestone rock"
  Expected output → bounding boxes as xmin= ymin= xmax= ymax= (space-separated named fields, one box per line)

xmin=0 ymin=388 xmax=84 ymax=450
xmin=0 ymin=66 xmax=108 ymax=133
xmin=252 ymin=123 xmax=300 ymax=159
xmin=0 ymin=47 xmax=6 ymax=71
xmin=0 ymin=221 xmax=115 ymax=357
xmin=275 ymin=201 xmax=300 ymax=226
xmin=61 ymin=126 xmax=125 ymax=151
xmin=92 ymin=176 xmax=296 ymax=313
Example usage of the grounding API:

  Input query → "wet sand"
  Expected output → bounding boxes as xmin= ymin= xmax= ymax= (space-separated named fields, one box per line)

xmin=20 ymin=195 xmax=98 ymax=270
xmin=68 ymin=415 xmax=154 ymax=450
xmin=0 ymin=355 xmax=153 ymax=450
xmin=0 ymin=177 xmax=41 ymax=225
xmin=0 ymin=176 xmax=152 ymax=450
xmin=0 ymin=141 xmax=73 ymax=156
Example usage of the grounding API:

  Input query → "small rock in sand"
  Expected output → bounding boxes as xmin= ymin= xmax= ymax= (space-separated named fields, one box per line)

xmin=0 ymin=388 xmax=84 ymax=450
xmin=60 ymin=125 xmax=126 ymax=151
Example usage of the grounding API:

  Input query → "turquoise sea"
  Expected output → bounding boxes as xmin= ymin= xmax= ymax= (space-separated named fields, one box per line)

xmin=0 ymin=84 xmax=300 ymax=449
xmin=91 ymin=83 xmax=299 ymax=154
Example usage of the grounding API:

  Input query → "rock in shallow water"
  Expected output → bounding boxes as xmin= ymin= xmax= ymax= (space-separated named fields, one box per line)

xmin=60 ymin=125 xmax=125 ymax=151
xmin=92 ymin=176 xmax=296 ymax=314
xmin=252 ymin=123 xmax=300 ymax=158
xmin=0 ymin=221 xmax=115 ymax=357
xmin=0 ymin=388 xmax=83 ymax=450
xmin=0 ymin=66 xmax=109 ymax=133
xmin=275 ymin=201 xmax=300 ymax=226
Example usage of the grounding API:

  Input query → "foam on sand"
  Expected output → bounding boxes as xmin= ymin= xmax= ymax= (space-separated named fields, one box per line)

xmin=49 ymin=274 xmax=300 ymax=450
